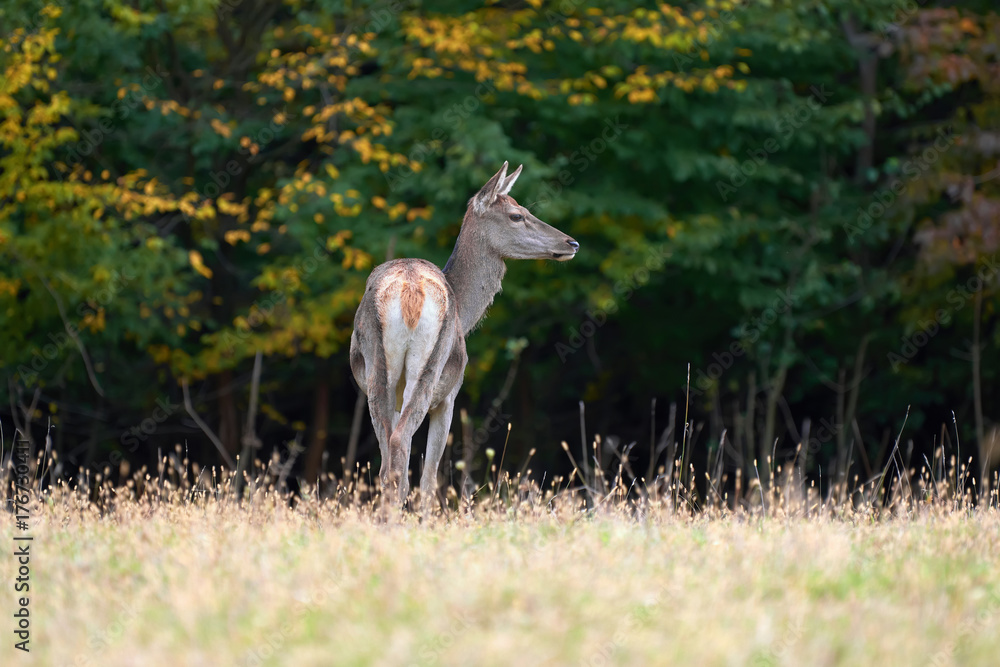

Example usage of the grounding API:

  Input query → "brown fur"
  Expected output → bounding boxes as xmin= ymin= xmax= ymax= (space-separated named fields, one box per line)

xmin=373 ymin=263 xmax=446 ymax=331
xmin=350 ymin=162 xmax=578 ymax=506
xmin=400 ymin=281 xmax=425 ymax=329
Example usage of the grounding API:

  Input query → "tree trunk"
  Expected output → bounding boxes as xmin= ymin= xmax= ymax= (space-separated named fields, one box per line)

xmin=217 ymin=370 xmax=240 ymax=463
xmin=304 ymin=376 xmax=330 ymax=484
xmin=972 ymin=290 xmax=985 ymax=493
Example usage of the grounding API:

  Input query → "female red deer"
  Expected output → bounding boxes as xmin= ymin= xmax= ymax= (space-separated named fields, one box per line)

xmin=349 ymin=162 xmax=579 ymax=504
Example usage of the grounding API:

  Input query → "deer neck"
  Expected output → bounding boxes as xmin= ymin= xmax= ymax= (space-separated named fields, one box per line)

xmin=443 ymin=223 xmax=507 ymax=336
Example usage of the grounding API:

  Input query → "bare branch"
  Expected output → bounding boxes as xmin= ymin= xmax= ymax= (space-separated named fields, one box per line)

xmin=182 ymin=379 xmax=236 ymax=469
xmin=34 ymin=269 xmax=105 ymax=397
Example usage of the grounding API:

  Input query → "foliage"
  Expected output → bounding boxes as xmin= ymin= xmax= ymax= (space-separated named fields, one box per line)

xmin=0 ymin=0 xmax=997 ymax=490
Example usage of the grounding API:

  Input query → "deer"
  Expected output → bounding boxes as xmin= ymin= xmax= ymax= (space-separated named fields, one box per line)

xmin=349 ymin=161 xmax=579 ymax=505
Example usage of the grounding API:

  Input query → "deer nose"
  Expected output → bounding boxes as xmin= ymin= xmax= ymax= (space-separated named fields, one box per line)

xmin=567 ymin=239 xmax=580 ymax=250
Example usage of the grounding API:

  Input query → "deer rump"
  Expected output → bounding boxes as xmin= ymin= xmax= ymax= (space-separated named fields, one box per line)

xmin=359 ymin=258 xmax=464 ymax=426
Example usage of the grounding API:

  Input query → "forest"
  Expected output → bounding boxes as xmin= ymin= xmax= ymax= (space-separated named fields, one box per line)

xmin=2 ymin=0 xmax=998 ymax=500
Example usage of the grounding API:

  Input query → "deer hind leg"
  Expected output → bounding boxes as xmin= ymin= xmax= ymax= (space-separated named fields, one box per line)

xmin=368 ymin=354 xmax=403 ymax=494
xmin=387 ymin=347 xmax=446 ymax=504
xmin=420 ymin=390 xmax=458 ymax=511
xmin=419 ymin=342 xmax=466 ymax=509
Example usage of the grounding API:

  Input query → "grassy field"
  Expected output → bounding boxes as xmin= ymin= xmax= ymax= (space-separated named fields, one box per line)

xmin=3 ymin=474 xmax=999 ymax=667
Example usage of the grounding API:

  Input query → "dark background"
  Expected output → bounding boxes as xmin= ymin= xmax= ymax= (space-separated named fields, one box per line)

xmin=1 ymin=0 xmax=997 ymax=499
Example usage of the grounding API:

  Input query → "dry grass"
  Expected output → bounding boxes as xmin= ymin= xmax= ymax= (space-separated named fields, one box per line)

xmin=2 ymin=454 xmax=1000 ymax=667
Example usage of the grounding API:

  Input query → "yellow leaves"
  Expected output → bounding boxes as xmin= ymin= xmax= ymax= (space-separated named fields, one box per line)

xmin=708 ymin=65 xmax=732 ymax=79
xmin=81 ymin=307 xmax=105 ymax=333
xmin=194 ymin=204 xmax=217 ymax=220
xmin=188 ymin=250 xmax=213 ymax=279
xmin=371 ymin=196 xmax=387 ymax=209
xmin=406 ymin=207 xmax=432 ymax=222
xmin=313 ymin=212 xmax=324 ymax=223
xmin=216 ymin=197 xmax=247 ymax=217
xmin=93 ymin=266 xmax=111 ymax=283
xmin=0 ymin=277 xmax=21 ymax=296
xmin=254 ymin=189 xmax=273 ymax=206
xmin=209 ymin=118 xmax=232 ymax=138
xmin=283 ymin=87 xmax=295 ymax=102
xmin=326 ymin=229 xmax=352 ymax=250
xmin=148 ymin=344 xmax=171 ymax=365
xmin=627 ymin=88 xmax=658 ymax=103
xmin=225 ymin=229 xmax=250 ymax=245
xmin=386 ymin=202 xmax=408 ymax=221
xmin=239 ymin=135 xmax=260 ymax=156
xmin=352 ymin=136 xmax=374 ymax=163
xmin=324 ymin=164 xmax=340 ymax=180
xmin=341 ymin=247 xmax=372 ymax=271
xmin=958 ymin=18 xmax=981 ymax=35
xmin=257 ymin=243 xmax=271 ymax=255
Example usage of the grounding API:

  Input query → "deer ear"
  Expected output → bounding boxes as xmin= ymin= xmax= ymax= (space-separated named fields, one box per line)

xmin=499 ymin=164 xmax=522 ymax=196
xmin=472 ymin=161 xmax=509 ymax=214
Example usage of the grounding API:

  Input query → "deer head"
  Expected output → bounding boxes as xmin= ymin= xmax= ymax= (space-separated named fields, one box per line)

xmin=467 ymin=162 xmax=579 ymax=261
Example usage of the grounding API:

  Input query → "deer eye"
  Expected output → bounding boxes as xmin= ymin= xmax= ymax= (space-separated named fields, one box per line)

xmin=509 ymin=213 xmax=524 ymax=222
